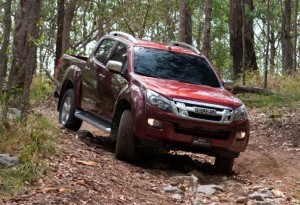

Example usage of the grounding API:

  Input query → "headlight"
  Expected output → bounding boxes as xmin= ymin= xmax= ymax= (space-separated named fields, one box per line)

xmin=233 ymin=104 xmax=248 ymax=122
xmin=146 ymin=89 xmax=172 ymax=112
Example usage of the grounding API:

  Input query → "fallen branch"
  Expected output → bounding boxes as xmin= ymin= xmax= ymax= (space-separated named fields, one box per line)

xmin=229 ymin=86 xmax=277 ymax=96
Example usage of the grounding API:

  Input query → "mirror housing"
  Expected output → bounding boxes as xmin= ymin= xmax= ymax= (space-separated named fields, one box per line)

xmin=106 ymin=60 xmax=122 ymax=74
xmin=222 ymin=79 xmax=234 ymax=89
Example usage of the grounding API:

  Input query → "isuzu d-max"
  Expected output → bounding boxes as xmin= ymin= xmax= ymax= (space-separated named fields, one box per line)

xmin=54 ymin=31 xmax=250 ymax=173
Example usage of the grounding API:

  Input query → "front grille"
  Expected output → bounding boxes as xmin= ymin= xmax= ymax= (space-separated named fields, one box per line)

xmin=172 ymin=99 xmax=233 ymax=124
xmin=174 ymin=124 xmax=230 ymax=140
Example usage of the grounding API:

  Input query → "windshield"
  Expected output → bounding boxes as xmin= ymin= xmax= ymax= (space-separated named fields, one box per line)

xmin=133 ymin=47 xmax=220 ymax=88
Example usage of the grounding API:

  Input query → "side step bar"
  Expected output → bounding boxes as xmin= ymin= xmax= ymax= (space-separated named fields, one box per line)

xmin=75 ymin=110 xmax=111 ymax=133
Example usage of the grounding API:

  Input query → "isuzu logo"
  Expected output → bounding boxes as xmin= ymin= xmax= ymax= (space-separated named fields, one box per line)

xmin=194 ymin=107 xmax=217 ymax=116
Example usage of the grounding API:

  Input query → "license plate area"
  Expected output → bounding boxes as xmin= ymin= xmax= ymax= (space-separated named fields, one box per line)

xmin=192 ymin=137 xmax=211 ymax=147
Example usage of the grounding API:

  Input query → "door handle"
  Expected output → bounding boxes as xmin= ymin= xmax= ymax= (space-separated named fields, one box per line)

xmin=98 ymin=73 xmax=105 ymax=79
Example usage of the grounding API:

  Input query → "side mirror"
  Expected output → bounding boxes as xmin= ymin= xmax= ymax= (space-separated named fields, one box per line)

xmin=106 ymin=60 xmax=122 ymax=74
xmin=222 ymin=79 xmax=234 ymax=89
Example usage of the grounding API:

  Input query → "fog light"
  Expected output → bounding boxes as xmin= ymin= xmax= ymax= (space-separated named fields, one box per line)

xmin=236 ymin=132 xmax=246 ymax=140
xmin=147 ymin=118 xmax=163 ymax=128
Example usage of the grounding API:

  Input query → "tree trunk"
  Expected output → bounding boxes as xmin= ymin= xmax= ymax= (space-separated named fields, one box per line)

xmin=282 ymin=0 xmax=293 ymax=74
xmin=202 ymin=0 xmax=212 ymax=58
xmin=5 ymin=0 xmax=42 ymax=119
xmin=0 ymin=0 xmax=12 ymax=100
xmin=62 ymin=0 xmax=77 ymax=54
xmin=54 ymin=0 xmax=65 ymax=68
xmin=264 ymin=0 xmax=270 ymax=89
xmin=179 ymin=0 xmax=192 ymax=44
xmin=293 ymin=0 xmax=298 ymax=71
xmin=229 ymin=0 xmax=258 ymax=79
xmin=98 ymin=0 xmax=106 ymax=38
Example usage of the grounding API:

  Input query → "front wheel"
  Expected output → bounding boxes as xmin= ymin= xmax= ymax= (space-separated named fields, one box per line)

xmin=115 ymin=110 xmax=136 ymax=162
xmin=59 ymin=89 xmax=82 ymax=131
xmin=214 ymin=156 xmax=235 ymax=174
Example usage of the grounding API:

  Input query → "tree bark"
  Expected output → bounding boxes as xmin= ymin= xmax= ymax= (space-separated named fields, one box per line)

xmin=229 ymin=0 xmax=258 ymax=79
xmin=202 ymin=0 xmax=212 ymax=58
xmin=179 ymin=0 xmax=192 ymax=44
xmin=293 ymin=0 xmax=298 ymax=71
xmin=62 ymin=0 xmax=77 ymax=54
xmin=282 ymin=0 xmax=293 ymax=74
xmin=5 ymin=0 xmax=42 ymax=119
xmin=264 ymin=0 xmax=270 ymax=89
xmin=0 ymin=0 xmax=12 ymax=100
xmin=54 ymin=0 xmax=65 ymax=68
xmin=98 ymin=0 xmax=106 ymax=38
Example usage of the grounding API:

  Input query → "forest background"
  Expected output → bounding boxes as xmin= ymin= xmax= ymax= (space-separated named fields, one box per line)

xmin=0 ymin=0 xmax=300 ymax=198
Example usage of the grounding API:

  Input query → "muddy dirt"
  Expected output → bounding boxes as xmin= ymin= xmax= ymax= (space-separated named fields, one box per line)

xmin=1 ymin=101 xmax=300 ymax=204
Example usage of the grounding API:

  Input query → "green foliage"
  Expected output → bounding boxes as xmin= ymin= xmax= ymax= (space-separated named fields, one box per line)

xmin=0 ymin=114 xmax=58 ymax=197
xmin=29 ymin=76 xmax=54 ymax=105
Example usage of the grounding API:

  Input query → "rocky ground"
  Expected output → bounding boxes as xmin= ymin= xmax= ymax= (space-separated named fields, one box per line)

xmin=1 ymin=101 xmax=300 ymax=205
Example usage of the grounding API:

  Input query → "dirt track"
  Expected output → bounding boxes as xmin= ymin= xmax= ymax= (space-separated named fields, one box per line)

xmin=1 ymin=103 xmax=300 ymax=204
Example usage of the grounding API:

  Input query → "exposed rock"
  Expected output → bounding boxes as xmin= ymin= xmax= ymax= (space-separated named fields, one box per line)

xmin=169 ymin=175 xmax=194 ymax=186
xmin=222 ymin=180 xmax=249 ymax=196
xmin=236 ymin=196 xmax=248 ymax=204
xmin=164 ymin=185 xmax=184 ymax=194
xmin=171 ymin=193 xmax=183 ymax=201
xmin=7 ymin=108 xmax=21 ymax=120
xmin=196 ymin=184 xmax=224 ymax=196
xmin=0 ymin=154 xmax=19 ymax=167
xmin=248 ymin=192 xmax=266 ymax=201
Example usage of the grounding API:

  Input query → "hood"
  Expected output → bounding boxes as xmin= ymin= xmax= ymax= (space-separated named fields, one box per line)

xmin=132 ymin=74 xmax=242 ymax=109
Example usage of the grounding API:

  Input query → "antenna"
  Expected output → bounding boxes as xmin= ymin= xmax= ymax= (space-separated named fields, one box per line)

xmin=109 ymin=31 xmax=138 ymax=44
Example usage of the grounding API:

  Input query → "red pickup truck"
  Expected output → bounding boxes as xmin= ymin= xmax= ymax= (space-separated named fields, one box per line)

xmin=55 ymin=31 xmax=250 ymax=173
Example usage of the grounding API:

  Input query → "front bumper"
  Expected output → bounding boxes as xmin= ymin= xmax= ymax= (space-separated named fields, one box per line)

xmin=134 ymin=103 xmax=250 ymax=156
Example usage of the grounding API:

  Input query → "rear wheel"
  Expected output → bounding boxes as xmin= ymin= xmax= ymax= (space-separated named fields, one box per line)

xmin=214 ymin=156 xmax=235 ymax=174
xmin=59 ymin=89 xmax=82 ymax=131
xmin=115 ymin=110 xmax=136 ymax=162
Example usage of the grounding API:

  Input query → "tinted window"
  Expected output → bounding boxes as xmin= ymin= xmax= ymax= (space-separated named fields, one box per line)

xmin=134 ymin=47 xmax=220 ymax=87
xmin=95 ymin=39 xmax=115 ymax=64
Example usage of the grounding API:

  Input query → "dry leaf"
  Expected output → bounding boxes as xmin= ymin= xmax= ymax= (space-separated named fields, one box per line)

xmin=76 ymin=179 xmax=86 ymax=185
xmin=58 ymin=188 xmax=68 ymax=192
xmin=76 ymin=160 xmax=98 ymax=166
xmin=42 ymin=187 xmax=68 ymax=193
xmin=42 ymin=187 xmax=58 ymax=193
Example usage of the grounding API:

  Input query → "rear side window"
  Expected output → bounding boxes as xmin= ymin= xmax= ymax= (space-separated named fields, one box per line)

xmin=95 ymin=39 xmax=115 ymax=64
xmin=134 ymin=47 xmax=220 ymax=88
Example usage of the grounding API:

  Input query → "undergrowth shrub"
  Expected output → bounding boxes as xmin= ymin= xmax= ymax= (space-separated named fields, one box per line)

xmin=0 ymin=114 xmax=58 ymax=197
xmin=0 ymin=75 xmax=58 ymax=197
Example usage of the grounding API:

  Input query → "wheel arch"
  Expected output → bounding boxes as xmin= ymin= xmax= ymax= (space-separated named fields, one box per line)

xmin=57 ymin=80 xmax=74 ymax=111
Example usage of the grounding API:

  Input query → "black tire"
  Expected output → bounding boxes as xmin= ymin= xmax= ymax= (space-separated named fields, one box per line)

xmin=59 ymin=89 xmax=82 ymax=131
xmin=214 ymin=156 xmax=235 ymax=174
xmin=115 ymin=110 xmax=136 ymax=162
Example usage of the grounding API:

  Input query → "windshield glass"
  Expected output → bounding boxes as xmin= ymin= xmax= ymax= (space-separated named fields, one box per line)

xmin=133 ymin=47 xmax=220 ymax=88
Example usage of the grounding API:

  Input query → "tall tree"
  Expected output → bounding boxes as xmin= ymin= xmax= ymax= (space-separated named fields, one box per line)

xmin=229 ymin=0 xmax=258 ymax=79
xmin=282 ymin=0 xmax=293 ymax=73
xmin=0 ymin=0 xmax=12 ymax=100
xmin=202 ymin=0 xmax=212 ymax=58
xmin=62 ymin=0 xmax=77 ymax=54
xmin=55 ymin=0 xmax=65 ymax=68
xmin=293 ymin=0 xmax=298 ymax=71
xmin=5 ymin=0 xmax=42 ymax=118
xmin=179 ymin=0 xmax=192 ymax=44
